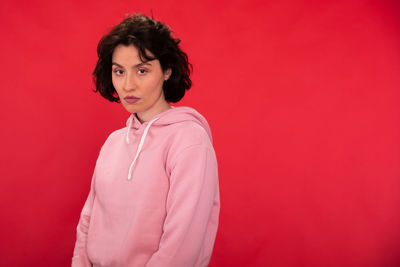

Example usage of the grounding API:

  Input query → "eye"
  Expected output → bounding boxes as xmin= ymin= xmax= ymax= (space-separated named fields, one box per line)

xmin=137 ymin=68 xmax=148 ymax=75
xmin=113 ymin=69 xmax=124 ymax=76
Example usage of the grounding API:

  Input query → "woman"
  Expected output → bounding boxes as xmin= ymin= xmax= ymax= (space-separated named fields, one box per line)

xmin=72 ymin=14 xmax=220 ymax=267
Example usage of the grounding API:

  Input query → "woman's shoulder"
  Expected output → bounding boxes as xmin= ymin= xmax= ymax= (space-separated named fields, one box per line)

xmin=167 ymin=120 xmax=212 ymax=149
xmin=164 ymin=120 xmax=216 ymax=170
xmin=96 ymin=126 xmax=129 ymax=153
xmin=105 ymin=127 xmax=127 ymax=141
xmin=159 ymin=106 xmax=214 ymax=148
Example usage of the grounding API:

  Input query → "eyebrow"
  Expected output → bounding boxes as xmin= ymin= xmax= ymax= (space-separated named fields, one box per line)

xmin=112 ymin=62 xmax=152 ymax=68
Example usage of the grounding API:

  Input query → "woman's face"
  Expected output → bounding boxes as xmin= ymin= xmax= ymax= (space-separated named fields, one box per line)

xmin=111 ymin=44 xmax=171 ymax=122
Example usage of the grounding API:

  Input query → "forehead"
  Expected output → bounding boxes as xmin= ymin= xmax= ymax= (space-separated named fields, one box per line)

xmin=112 ymin=44 xmax=154 ymax=64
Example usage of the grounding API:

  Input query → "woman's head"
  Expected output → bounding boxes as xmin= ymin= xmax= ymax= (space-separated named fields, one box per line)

xmin=93 ymin=13 xmax=192 ymax=104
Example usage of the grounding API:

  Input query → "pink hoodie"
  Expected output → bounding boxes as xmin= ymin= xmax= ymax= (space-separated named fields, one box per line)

xmin=72 ymin=106 xmax=220 ymax=267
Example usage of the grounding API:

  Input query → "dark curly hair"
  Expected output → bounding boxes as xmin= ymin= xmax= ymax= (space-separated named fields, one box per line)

xmin=93 ymin=13 xmax=192 ymax=103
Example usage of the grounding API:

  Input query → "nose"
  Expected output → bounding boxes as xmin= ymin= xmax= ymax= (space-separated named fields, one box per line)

xmin=123 ymin=71 xmax=137 ymax=91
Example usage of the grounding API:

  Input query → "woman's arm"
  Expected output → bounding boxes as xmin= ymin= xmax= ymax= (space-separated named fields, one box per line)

xmin=71 ymin=171 xmax=96 ymax=267
xmin=146 ymin=144 xmax=220 ymax=267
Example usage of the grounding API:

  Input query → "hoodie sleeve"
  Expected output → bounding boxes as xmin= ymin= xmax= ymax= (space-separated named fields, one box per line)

xmin=145 ymin=144 xmax=220 ymax=267
xmin=71 ymin=171 xmax=96 ymax=267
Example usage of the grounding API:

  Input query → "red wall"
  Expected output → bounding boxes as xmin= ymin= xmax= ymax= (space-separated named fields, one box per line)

xmin=1 ymin=0 xmax=399 ymax=266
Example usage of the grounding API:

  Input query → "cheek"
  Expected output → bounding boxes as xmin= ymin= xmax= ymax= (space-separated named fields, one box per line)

xmin=112 ymin=76 xmax=118 ymax=86
xmin=111 ymin=77 xmax=121 ymax=94
xmin=150 ymin=76 xmax=165 ymax=92
xmin=141 ymin=78 xmax=161 ymax=94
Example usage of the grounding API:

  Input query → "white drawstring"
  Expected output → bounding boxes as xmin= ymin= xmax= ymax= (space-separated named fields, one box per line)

xmin=127 ymin=117 xmax=159 ymax=180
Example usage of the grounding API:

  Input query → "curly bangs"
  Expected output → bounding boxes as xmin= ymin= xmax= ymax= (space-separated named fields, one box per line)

xmin=93 ymin=13 xmax=192 ymax=103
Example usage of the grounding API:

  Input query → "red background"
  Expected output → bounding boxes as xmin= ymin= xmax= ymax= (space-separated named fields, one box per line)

xmin=1 ymin=0 xmax=399 ymax=266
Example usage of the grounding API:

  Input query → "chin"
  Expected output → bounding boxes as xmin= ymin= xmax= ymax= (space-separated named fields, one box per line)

xmin=121 ymin=104 xmax=137 ymax=114
xmin=125 ymin=107 xmax=140 ymax=114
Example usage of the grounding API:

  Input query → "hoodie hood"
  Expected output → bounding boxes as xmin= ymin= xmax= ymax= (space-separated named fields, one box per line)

xmin=125 ymin=106 xmax=213 ymax=180
xmin=126 ymin=106 xmax=212 ymax=141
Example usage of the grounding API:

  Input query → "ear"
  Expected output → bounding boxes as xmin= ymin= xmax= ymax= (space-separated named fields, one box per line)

xmin=164 ymin=68 xmax=172 ymax=81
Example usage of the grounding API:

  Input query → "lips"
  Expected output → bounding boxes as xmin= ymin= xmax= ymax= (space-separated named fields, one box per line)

xmin=124 ymin=96 xmax=140 ymax=104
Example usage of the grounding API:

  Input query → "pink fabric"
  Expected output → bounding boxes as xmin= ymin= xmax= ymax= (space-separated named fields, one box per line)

xmin=72 ymin=106 xmax=220 ymax=267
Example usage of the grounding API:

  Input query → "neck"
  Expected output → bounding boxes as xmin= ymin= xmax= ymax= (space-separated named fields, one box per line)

xmin=136 ymin=102 xmax=171 ymax=123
